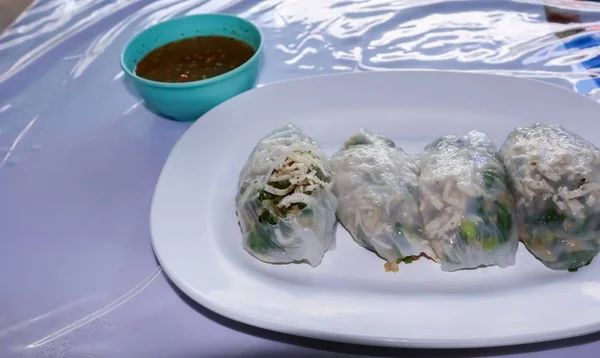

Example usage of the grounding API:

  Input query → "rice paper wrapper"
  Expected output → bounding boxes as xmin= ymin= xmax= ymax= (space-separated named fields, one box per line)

xmin=331 ymin=129 xmax=435 ymax=267
xmin=499 ymin=123 xmax=600 ymax=271
xmin=420 ymin=131 xmax=518 ymax=271
xmin=235 ymin=123 xmax=338 ymax=267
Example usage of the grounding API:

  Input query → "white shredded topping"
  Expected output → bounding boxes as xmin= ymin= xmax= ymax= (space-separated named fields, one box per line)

xmin=537 ymin=163 xmax=561 ymax=182
xmin=421 ymin=186 xmax=444 ymax=211
xmin=566 ymin=199 xmax=585 ymax=216
xmin=425 ymin=212 xmax=450 ymax=233
xmin=557 ymin=183 xmax=600 ymax=201
xmin=435 ymin=212 xmax=462 ymax=238
xmin=278 ymin=193 xmax=318 ymax=208
xmin=266 ymin=150 xmax=329 ymax=208
xmin=456 ymin=182 xmax=477 ymax=197
xmin=523 ymin=177 xmax=554 ymax=193
xmin=263 ymin=184 xmax=294 ymax=196
xmin=554 ymin=197 xmax=566 ymax=212
xmin=442 ymin=181 xmax=462 ymax=207
xmin=421 ymin=177 xmax=469 ymax=240
xmin=587 ymin=195 xmax=597 ymax=207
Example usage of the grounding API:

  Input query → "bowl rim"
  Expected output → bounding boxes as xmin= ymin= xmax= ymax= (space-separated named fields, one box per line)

xmin=120 ymin=13 xmax=263 ymax=89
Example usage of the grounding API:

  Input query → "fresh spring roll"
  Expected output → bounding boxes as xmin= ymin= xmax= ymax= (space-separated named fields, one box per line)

xmin=331 ymin=129 xmax=436 ymax=272
xmin=499 ymin=123 xmax=600 ymax=271
xmin=419 ymin=131 xmax=518 ymax=271
xmin=235 ymin=123 xmax=338 ymax=267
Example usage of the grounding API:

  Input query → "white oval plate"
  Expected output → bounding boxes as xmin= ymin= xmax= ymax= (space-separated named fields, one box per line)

xmin=151 ymin=71 xmax=600 ymax=348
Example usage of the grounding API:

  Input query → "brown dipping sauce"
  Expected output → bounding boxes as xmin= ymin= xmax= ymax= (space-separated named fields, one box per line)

xmin=136 ymin=36 xmax=255 ymax=83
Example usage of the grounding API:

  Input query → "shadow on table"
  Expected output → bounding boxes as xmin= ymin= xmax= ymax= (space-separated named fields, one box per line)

xmin=163 ymin=277 xmax=600 ymax=358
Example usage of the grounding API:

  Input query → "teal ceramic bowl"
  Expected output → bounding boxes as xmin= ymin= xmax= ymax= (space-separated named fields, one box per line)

xmin=121 ymin=14 xmax=263 ymax=121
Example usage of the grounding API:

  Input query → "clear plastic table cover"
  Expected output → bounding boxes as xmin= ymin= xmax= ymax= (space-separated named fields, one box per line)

xmin=2 ymin=0 xmax=600 ymax=357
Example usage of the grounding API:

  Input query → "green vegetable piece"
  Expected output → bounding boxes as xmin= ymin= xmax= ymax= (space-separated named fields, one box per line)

xmin=495 ymin=201 xmax=512 ymax=244
xmin=495 ymin=200 xmax=510 ymax=216
xmin=239 ymin=183 xmax=249 ymax=196
xmin=259 ymin=190 xmax=274 ymax=201
xmin=475 ymin=197 xmax=488 ymax=220
xmin=269 ymin=180 xmax=291 ymax=190
xmin=258 ymin=210 xmax=278 ymax=225
xmin=566 ymin=252 xmax=595 ymax=272
xmin=396 ymin=256 xmax=415 ymax=264
xmin=344 ymin=135 xmax=370 ymax=148
xmin=581 ymin=258 xmax=593 ymax=268
xmin=460 ymin=220 xmax=478 ymax=242
xmin=482 ymin=236 xmax=498 ymax=250
xmin=483 ymin=169 xmax=501 ymax=189
xmin=248 ymin=230 xmax=272 ymax=253
xmin=395 ymin=222 xmax=418 ymax=241
xmin=535 ymin=207 xmax=566 ymax=225
xmin=394 ymin=222 xmax=404 ymax=235
xmin=301 ymin=207 xmax=313 ymax=216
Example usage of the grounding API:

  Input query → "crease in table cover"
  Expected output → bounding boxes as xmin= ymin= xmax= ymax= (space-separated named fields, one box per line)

xmin=2 ymin=0 xmax=600 ymax=357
